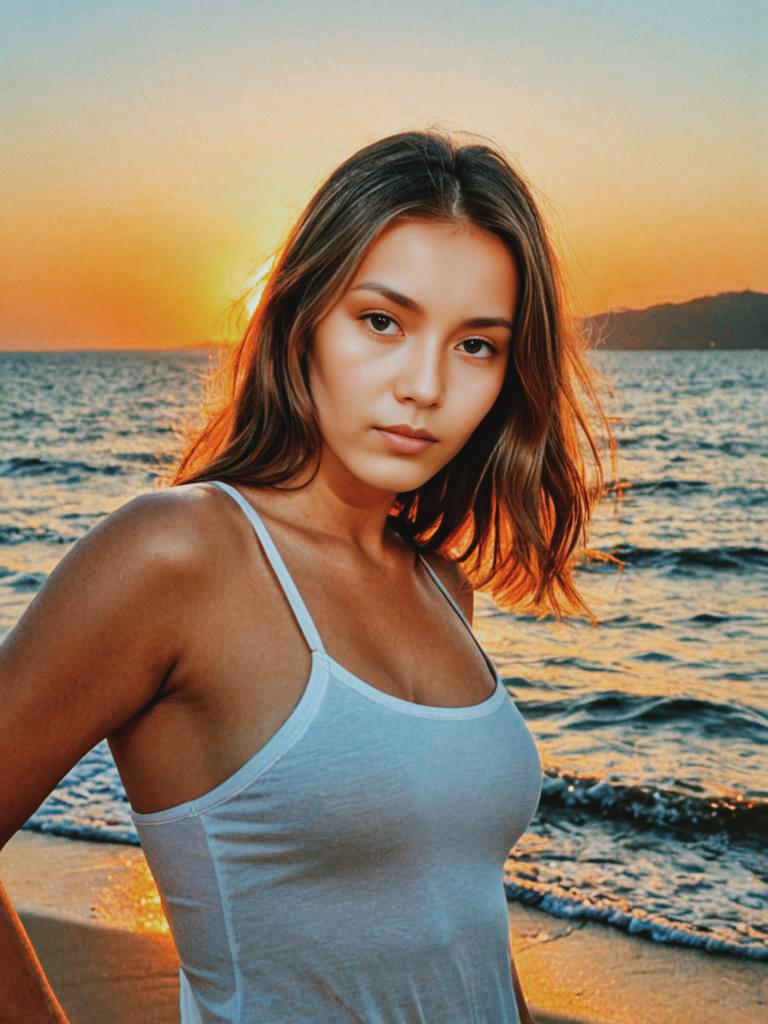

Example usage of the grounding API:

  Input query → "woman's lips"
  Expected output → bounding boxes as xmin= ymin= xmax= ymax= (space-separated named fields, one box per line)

xmin=374 ymin=428 xmax=437 ymax=454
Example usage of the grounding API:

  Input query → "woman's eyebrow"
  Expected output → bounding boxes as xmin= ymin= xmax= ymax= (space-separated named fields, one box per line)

xmin=350 ymin=281 xmax=515 ymax=332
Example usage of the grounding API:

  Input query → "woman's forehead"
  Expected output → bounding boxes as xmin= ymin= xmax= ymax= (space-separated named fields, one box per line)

xmin=348 ymin=218 xmax=519 ymax=314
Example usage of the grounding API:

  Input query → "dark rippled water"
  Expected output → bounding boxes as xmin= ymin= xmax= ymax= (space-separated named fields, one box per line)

xmin=1 ymin=347 xmax=766 ymax=960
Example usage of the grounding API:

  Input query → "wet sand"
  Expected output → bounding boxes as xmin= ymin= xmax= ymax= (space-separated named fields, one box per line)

xmin=1 ymin=830 xmax=766 ymax=1023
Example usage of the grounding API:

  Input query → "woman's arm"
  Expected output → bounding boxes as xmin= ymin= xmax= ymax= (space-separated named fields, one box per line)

xmin=0 ymin=881 xmax=68 ymax=1022
xmin=0 ymin=489 xmax=203 ymax=1021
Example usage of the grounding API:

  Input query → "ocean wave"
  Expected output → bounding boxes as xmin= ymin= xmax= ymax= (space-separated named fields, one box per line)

xmin=606 ymin=477 xmax=710 ymax=494
xmin=4 ymin=571 xmax=48 ymax=593
xmin=538 ymin=769 xmax=767 ymax=839
xmin=113 ymin=451 xmax=176 ymax=464
xmin=524 ymin=688 xmax=767 ymax=735
xmin=0 ymin=524 xmax=79 ymax=546
xmin=582 ymin=544 xmax=768 ymax=573
xmin=519 ymin=687 xmax=768 ymax=745
xmin=503 ymin=880 xmax=768 ymax=960
xmin=604 ymin=477 xmax=767 ymax=507
xmin=23 ymin=817 xmax=138 ymax=846
xmin=0 ymin=456 xmax=125 ymax=480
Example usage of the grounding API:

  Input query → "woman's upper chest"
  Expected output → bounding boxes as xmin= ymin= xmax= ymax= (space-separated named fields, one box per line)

xmin=196 ymin=525 xmax=495 ymax=715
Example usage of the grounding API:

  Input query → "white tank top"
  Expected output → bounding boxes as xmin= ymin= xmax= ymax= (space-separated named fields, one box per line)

xmin=131 ymin=480 xmax=543 ymax=1023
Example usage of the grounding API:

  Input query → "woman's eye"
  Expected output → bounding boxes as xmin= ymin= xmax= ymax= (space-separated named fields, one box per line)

xmin=361 ymin=312 xmax=398 ymax=334
xmin=459 ymin=338 xmax=496 ymax=358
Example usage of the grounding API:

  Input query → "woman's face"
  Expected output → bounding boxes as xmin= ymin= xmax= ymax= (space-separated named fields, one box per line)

xmin=309 ymin=216 xmax=519 ymax=500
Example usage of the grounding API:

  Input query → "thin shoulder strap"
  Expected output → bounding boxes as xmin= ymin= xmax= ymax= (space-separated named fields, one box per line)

xmin=415 ymin=551 xmax=498 ymax=682
xmin=415 ymin=552 xmax=470 ymax=625
xmin=210 ymin=480 xmax=326 ymax=655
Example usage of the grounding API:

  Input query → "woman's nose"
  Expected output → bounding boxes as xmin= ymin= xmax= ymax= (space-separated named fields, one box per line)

xmin=393 ymin=338 xmax=444 ymax=407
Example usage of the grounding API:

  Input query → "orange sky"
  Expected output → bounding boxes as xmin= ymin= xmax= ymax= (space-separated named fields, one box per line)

xmin=2 ymin=2 xmax=765 ymax=351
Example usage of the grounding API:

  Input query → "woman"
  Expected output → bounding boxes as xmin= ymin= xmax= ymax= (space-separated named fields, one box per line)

xmin=0 ymin=128 xmax=610 ymax=1022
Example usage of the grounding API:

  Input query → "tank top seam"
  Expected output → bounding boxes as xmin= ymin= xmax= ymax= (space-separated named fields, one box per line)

xmin=198 ymin=814 xmax=243 ymax=1022
xmin=194 ymin=657 xmax=328 ymax=817
xmin=323 ymin=652 xmax=508 ymax=720
xmin=130 ymin=653 xmax=329 ymax=826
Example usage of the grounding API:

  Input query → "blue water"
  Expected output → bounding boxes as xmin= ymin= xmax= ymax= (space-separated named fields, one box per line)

xmin=1 ymin=347 xmax=766 ymax=960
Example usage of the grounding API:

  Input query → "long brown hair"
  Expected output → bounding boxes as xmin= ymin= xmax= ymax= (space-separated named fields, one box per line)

xmin=166 ymin=128 xmax=616 ymax=621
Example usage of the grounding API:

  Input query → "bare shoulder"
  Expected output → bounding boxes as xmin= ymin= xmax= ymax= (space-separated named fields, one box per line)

xmin=2 ymin=483 xmax=229 ymax=663
xmin=66 ymin=481 xmax=237 ymax=586
xmin=1 ymin=481 xmax=231 ymax=707
xmin=0 ymin=481 xmax=234 ymax=841
xmin=91 ymin=481 xmax=223 ymax=559
xmin=420 ymin=549 xmax=475 ymax=623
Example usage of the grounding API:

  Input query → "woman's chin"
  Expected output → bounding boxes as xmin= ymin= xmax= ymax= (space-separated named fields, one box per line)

xmin=348 ymin=461 xmax=438 ymax=496
xmin=317 ymin=443 xmax=444 ymax=496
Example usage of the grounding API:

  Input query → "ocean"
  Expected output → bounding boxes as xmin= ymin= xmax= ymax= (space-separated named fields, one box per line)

xmin=1 ymin=347 xmax=766 ymax=961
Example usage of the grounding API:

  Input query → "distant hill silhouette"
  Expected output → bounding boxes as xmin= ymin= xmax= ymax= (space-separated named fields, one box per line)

xmin=583 ymin=290 xmax=768 ymax=350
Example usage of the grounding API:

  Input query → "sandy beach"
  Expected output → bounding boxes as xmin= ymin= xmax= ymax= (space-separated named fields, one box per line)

xmin=1 ymin=830 xmax=765 ymax=1024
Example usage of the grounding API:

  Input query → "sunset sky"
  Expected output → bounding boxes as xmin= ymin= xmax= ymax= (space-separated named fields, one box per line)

xmin=2 ymin=1 xmax=765 ymax=351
